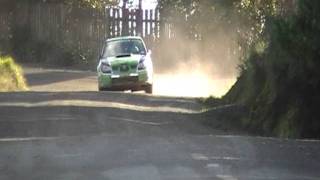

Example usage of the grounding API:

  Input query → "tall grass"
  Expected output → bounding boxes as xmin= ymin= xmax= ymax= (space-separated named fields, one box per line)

xmin=0 ymin=56 xmax=28 ymax=91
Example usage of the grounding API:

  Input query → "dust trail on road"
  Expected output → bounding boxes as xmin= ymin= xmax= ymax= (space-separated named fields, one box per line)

xmin=151 ymin=26 xmax=239 ymax=98
xmin=153 ymin=72 xmax=236 ymax=98
xmin=23 ymin=65 xmax=236 ymax=97
xmin=153 ymin=61 xmax=236 ymax=98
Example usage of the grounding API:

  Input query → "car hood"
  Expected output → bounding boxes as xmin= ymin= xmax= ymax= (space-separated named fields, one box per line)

xmin=101 ymin=54 xmax=143 ymax=66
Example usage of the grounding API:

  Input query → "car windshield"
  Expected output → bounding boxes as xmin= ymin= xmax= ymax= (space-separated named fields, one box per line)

xmin=103 ymin=39 xmax=146 ymax=58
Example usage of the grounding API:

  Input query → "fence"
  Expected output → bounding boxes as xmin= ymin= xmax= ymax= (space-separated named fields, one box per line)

xmin=25 ymin=3 xmax=162 ymax=53
xmin=106 ymin=7 xmax=161 ymax=48
xmin=0 ymin=2 xmax=165 ymax=64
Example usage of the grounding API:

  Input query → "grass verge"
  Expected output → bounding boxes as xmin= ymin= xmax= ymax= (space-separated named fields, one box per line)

xmin=0 ymin=56 xmax=28 ymax=91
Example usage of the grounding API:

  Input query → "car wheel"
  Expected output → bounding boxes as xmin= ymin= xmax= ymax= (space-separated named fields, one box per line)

xmin=145 ymin=85 xmax=153 ymax=94
xmin=98 ymin=87 xmax=105 ymax=91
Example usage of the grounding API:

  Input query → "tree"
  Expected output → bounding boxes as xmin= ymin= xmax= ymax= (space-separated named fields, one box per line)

xmin=225 ymin=0 xmax=320 ymax=138
xmin=0 ymin=0 xmax=119 ymax=9
xmin=64 ymin=0 xmax=119 ymax=8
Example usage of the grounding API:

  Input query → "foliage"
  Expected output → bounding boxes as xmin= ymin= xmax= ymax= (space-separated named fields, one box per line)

xmin=155 ymin=0 xmax=242 ymax=75
xmin=0 ymin=0 xmax=117 ymax=69
xmin=157 ymin=0 xmax=278 ymax=45
xmin=0 ymin=56 xmax=28 ymax=91
xmin=225 ymin=0 xmax=320 ymax=138
xmin=0 ymin=0 xmax=119 ymax=9
xmin=63 ymin=0 xmax=119 ymax=9
xmin=11 ymin=24 xmax=95 ymax=68
xmin=158 ymin=0 xmax=239 ymax=39
xmin=199 ymin=96 xmax=223 ymax=108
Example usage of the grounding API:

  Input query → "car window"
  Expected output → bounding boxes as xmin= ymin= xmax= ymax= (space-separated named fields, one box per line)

xmin=103 ymin=39 xmax=146 ymax=58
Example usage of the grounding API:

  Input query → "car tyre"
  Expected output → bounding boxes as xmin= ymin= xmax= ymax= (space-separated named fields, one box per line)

xmin=145 ymin=85 xmax=153 ymax=94
xmin=98 ymin=87 xmax=105 ymax=91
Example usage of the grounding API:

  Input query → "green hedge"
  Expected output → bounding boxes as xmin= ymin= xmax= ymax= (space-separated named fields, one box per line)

xmin=224 ymin=1 xmax=320 ymax=138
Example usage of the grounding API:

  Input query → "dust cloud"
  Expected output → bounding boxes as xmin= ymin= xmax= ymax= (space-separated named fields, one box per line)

xmin=152 ymin=32 xmax=240 ymax=98
xmin=153 ymin=61 xmax=236 ymax=98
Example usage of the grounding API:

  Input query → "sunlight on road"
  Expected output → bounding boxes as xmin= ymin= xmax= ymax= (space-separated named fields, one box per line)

xmin=153 ymin=73 xmax=236 ymax=98
xmin=0 ymin=100 xmax=199 ymax=114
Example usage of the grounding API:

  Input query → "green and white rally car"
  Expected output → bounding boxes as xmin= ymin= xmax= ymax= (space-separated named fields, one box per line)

xmin=97 ymin=36 xmax=153 ymax=93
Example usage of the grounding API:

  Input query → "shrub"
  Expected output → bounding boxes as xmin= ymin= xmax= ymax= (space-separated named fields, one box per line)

xmin=0 ymin=56 xmax=28 ymax=91
xmin=224 ymin=1 xmax=320 ymax=138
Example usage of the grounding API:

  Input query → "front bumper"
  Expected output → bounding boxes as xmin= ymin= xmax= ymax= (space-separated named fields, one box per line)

xmin=98 ymin=70 xmax=151 ymax=90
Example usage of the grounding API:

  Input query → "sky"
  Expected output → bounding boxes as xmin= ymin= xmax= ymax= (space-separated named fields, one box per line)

xmin=141 ymin=0 xmax=158 ymax=9
xmin=119 ymin=0 xmax=158 ymax=9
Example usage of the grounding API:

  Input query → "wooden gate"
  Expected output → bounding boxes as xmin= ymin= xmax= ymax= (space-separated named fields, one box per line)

xmin=106 ymin=7 xmax=160 ymax=46
xmin=0 ymin=2 xmax=164 ymax=63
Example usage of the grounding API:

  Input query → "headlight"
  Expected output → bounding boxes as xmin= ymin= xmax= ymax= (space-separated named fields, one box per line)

xmin=101 ymin=63 xmax=112 ymax=73
xmin=137 ymin=58 xmax=146 ymax=70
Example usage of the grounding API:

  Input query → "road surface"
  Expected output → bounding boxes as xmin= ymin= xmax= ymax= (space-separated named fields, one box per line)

xmin=0 ymin=67 xmax=319 ymax=180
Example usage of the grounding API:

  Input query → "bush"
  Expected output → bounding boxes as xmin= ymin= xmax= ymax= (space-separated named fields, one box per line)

xmin=224 ymin=1 xmax=320 ymax=138
xmin=0 ymin=56 xmax=28 ymax=91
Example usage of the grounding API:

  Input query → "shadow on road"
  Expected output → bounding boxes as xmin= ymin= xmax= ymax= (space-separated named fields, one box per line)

xmin=0 ymin=92 xmax=201 ymax=111
xmin=0 ymin=105 xmax=213 ymax=138
xmin=0 ymin=92 xmax=319 ymax=180
xmin=0 ymin=91 xmax=244 ymax=138
xmin=25 ymin=71 xmax=94 ymax=86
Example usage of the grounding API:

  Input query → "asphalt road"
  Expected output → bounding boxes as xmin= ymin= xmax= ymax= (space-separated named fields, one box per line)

xmin=0 ymin=67 xmax=319 ymax=180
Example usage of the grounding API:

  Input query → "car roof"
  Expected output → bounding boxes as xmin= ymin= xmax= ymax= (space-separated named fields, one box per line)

xmin=106 ymin=36 xmax=143 ymax=42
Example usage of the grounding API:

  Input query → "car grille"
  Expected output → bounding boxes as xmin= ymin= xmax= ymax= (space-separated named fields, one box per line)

xmin=131 ymin=64 xmax=137 ymax=69
xmin=120 ymin=64 xmax=129 ymax=72
xmin=112 ymin=65 xmax=119 ymax=71
xmin=112 ymin=64 xmax=137 ymax=72
xmin=112 ymin=76 xmax=139 ymax=84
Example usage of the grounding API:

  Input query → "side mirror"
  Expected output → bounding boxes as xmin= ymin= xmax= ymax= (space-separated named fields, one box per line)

xmin=148 ymin=50 xmax=152 ymax=55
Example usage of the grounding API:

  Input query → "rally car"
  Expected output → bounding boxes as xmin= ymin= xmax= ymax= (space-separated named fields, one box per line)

xmin=97 ymin=36 xmax=153 ymax=93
